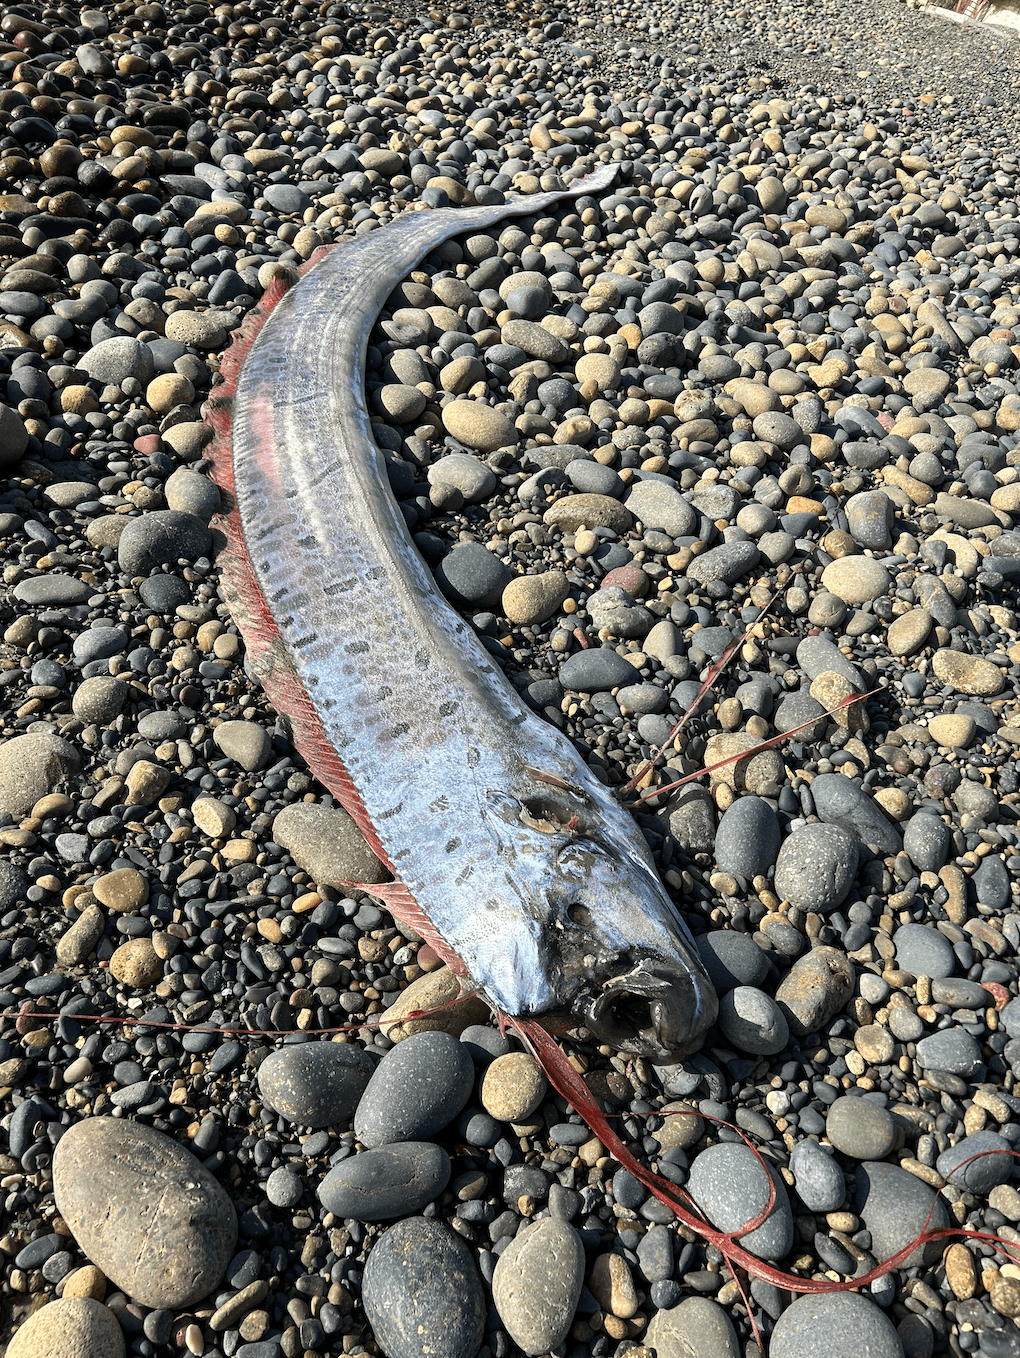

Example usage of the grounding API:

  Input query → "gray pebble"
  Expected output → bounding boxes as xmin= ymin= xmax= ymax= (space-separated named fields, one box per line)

xmin=854 ymin=1161 xmax=950 ymax=1265
xmin=770 ymin=1291 xmax=903 ymax=1358
xmin=687 ymin=1142 xmax=793 ymax=1261
xmin=354 ymin=1031 xmax=475 ymax=1147
xmin=257 ymin=1042 xmax=374 ymax=1128
xmin=318 ymin=1142 xmax=451 ymax=1220
xmin=894 ymin=923 xmax=955 ymax=979
xmin=491 ymin=1218 xmax=584 ymax=1355
xmin=713 ymin=796 xmax=781 ymax=879
xmin=936 ymin=1131 xmax=1013 ymax=1193
xmin=773 ymin=823 xmax=858 ymax=913
xmin=825 ymin=1095 xmax=897 ymax=1160
xmin=789 ymin=1138 xmax=846 ymax=1212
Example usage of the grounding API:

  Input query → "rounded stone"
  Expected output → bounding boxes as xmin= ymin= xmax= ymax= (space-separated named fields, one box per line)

xmin=318 ymin=1142 xmax=451 ymax=1220
xmin=575 ymin=352 xmax=621 ymax=393
xmin=6 ymin=1298 xmax=125 ymax=1358
xmin=377 ymin=383 xmax=427 ymax=424
xmin=625 ymin=481 xmax=698 ymax=538
xmin=0 ymin=402 xmax=30 ymax=466
xmin=693 ymin=930 xmax=770 ymax=995
xmin=773 ymin=823 xmax=858 ymax=913
xmin=718 ymin=986 xmax=789 ymax=1056
xmin=752 ymin=411 xmax=804 ymax=448
xmin=212 ymin=719 xmax=271 ymax=771
xmin=117 ymin=510 xmax=212 ymax=575
xmin=427 ymin=452 xmax=498 ymax=503
xmin=789 ymin=1138 xmax=846 ymax=1213
xmin=71 ymin=677 xmax=128 ymax=724
xmin=109 ymin=939 xmax=162 ymax=988
xmin=893 ymin=923 xmax=955 ymax=979
xmin=163 ymin=310 xmax=225 ymax=348
xmin=52 ymin=1117 xmax=236 ymax=1309
xmin=559 ymin=647 xmax=639 ymax=692
xmin=164 ymin=468 xmax=220 ymax=521
xmin=931 ymin=648 xmax=1006 ymax=697
xmin=492 ymin=1219 xmax=585 ymax=1356
xmin=887 ymin=608 xmax=932 ymax=657
xmin=854 ymin=1160 xmax=950 ymax=1266
xmin=257 ymin=1041 xmax=375 ymax=1127
xmin=915 ymin=1028 xmax=983 ymax=1078
xmin=770 ymin=1291 xmax=903 ymax=1358
xmin=271 ymin=802 xmax=387 ymax=887
xmin=502 ymin=570 xmax=569 ymax=625
xmin=936 ymin=1132 xmax=1014 ymax=1194
xmin=646 ymin=1297 xmax=740 ymax=1358
xmin=820 ymin=557 xmax=891 ymax=604
xmin=265 ymin=1166 xmax=303 ymax=1209
xmin=0 ymin=733 xmax=80 ymax=819
xmin=379 ymin=968 xmax=489 ymax=1041
xmin=481 ymin=1052 xmax=547 ymax=1123
xmin=687 ymin=1142 xmax=794 ymax=1261
xmin=354 ymin=1031 xmax=475 ymax=1147
xmin=434 ymin=540 xmax=514 ymax=609
xmin=825 ymin=1096 xmax=897 ymax=1160
xmin=902 ymin=813 xmax=953 ymax=873
xmin=146 ymin=373 xmax=195 ymax=414
xmin=92 ymin=868 xmax=148 ymax=914
xmin=714 ymin=796 xmax=782 ymax=880
xmin=361 ymin=1218 xmax=485 ymax=1358
xmin=543 ymin=493 xmax=633 ymax=535
xmin=927 ymin=714 xmax=976 ymax=748
xmin=79 ymin=336 xmax=155 ymax=386
xmin=441 ymin=400 xmax=517 ymax=454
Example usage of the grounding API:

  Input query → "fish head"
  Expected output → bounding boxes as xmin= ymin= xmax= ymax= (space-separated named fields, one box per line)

xmin=482 ymin=782 xmax=717 ymax=1063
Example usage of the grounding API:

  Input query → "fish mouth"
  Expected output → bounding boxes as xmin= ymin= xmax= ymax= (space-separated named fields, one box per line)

xmin=575 ymin=958 xmax=717 ymax=1063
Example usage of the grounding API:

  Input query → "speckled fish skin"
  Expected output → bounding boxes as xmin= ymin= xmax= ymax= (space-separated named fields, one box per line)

xmin=227 ymin=166 xmax=718 ymax=1062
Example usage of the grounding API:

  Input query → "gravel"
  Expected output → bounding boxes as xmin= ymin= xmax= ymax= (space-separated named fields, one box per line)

xmin=3 ymin=0 xmax=1020 ymax=1352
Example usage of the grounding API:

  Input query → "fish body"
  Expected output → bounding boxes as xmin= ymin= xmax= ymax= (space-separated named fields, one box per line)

xmin=208 ymin=166 xmax=717 ymax=1062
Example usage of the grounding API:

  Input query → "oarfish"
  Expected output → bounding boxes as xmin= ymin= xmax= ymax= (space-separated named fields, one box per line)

xmin=206 ymin=164 xmax=717 ymax=1062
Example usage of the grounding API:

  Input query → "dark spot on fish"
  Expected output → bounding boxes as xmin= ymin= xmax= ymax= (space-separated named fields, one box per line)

xmin=384 ymin=722 xmax=409 ymax=740
xmin=367 ymin=566 xmax=385 ymax=580
xmin=510 ymin=713 xmax=526 ymax=726
xmin=323 ymin=579 xmax=357 ymax=596
xmin=415 ymin=649 xmax=429 ymax=670
xmin=297 ymin=534 xmax=317 ymax=548
xmin=454 ymin=864 xmax=474 ymax=885
xmin=454 ymin=621 xmax=465 ymax=635
xmin=379 ymin=686 xmax=393 ymax=699
xmin=293 ymin=634 xmax=318 ymax=649
xmin=378 ymin=802 xmax=403 ymax=820
xmin=269 ymin=586 xmax=288 ymax=603
xmin=346 ymin=640 xmax=370 ymax=654
xmin=445 ymin=838 xmax=461 ymax=853
xmin=391 ymin=847 xmax=411 ymax=860
xmin=437 ymin=700 xmax=458 ymax=717
xmin=466 ymin=747 xmax=480 ymax=768
xmin=429 ymin=795 xmax=449 ymax=813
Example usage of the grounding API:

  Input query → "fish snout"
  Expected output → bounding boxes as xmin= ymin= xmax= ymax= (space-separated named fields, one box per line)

xmin=574 ymin=957 xmax=718 ymax=1063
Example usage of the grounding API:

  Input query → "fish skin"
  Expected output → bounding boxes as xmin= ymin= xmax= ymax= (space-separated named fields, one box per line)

xmin=208 ymin=166 xmax=718 ymax=1062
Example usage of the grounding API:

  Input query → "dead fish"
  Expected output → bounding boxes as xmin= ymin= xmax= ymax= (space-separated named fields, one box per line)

xmin=206 ymin=165 xmax=717 ymax=1062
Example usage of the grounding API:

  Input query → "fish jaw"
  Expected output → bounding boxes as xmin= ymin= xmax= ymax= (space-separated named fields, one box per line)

xmin=477 ymin=778 xmax=718 ymax=1062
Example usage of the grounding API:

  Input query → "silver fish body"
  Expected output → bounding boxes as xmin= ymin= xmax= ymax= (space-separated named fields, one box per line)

xmin=221 ymin=166 xmax=717 ymax=1061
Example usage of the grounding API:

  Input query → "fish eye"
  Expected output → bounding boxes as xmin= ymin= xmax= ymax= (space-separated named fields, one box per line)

xmin=567 ymin=903 xmax=593 ymax=928
xmin=520 ymin=797 xmax=584 ymax=834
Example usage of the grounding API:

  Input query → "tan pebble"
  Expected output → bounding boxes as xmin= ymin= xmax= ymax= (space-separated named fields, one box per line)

xmin=481 ymin=1052 xmax=547 ymax=1123
xmin=874 ymin=787 xmax=912 ymax=821
xmin=93 ymin=868 xmax=148 ymax=914
xmin=6 ymin=1297 xmax=123 ymax=1358
xmin=109 ymin=939 xmax=162 ymax=988
xmin=31 ymin=792 xmax=74 ymax=819
xmin=501 ymin=570 xmax=569 ymax=626
xmin=931 ymin=648 xmax=1006 ymax=697
xmin=991 ymin=1276 xmax=1020 ymax=1317
xmin=192 ymin=796 xmax=237 ymax=838
xmin=590 ymin=1252 xmax=639 ymax=1319
xmin=125 ymin=760 xmax=170 ymax=806
xmin=886 ymin=608 xmax=932 ymax=657
xmin=653 ymin=1102 xmax=703 ymax=1149
xmin=379 ymin=966 xmax=489 ymax=1040
xmin=928 ymin=713 xmax=977 ymax=748
xmin=60 ymin=1264 xmax=108 ymax=1301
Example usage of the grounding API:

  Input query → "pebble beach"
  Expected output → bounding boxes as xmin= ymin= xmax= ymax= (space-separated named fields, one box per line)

xmin=2 ymin=0 xmax=1020 ymax=1355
